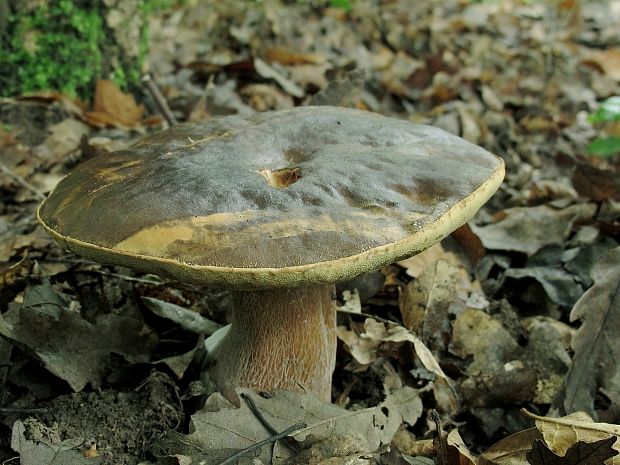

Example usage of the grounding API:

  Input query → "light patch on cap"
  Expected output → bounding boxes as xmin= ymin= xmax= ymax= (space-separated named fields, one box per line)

xmin=112 ymin=209 xmax=421 ymax=265
xmin=115 ymin=224 xmax=194 ymax=256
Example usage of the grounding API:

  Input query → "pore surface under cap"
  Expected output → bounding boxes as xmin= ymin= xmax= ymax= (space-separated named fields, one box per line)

xmin=38 ymin=106 xmax=504 ymax=288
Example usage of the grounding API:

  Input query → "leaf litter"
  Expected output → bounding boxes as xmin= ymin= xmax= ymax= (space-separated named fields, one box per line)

xmin=1 ymin=0 xmax=620 ymax=464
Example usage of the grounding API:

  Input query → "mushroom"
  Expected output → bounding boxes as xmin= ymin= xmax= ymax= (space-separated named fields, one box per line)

xmin=37 ymin=106 xmax=504 ymax=401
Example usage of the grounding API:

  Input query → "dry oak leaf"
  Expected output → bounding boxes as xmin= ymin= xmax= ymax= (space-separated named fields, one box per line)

xmin=526 ymin=437 xmax=618 ymax=465
xmin=84 ymin=79 xmax=144 ymax=128
xmin=553 ymin=247 xmax=620 ymax=416
xmin=152 ymin=387 xmax=423 ymax=464
xmin=523 ymin=410 xmax=620 ymax=465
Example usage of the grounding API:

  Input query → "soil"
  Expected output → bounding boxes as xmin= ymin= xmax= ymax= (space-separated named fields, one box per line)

xmin=7 ymin=373 xmax=182 ymax=465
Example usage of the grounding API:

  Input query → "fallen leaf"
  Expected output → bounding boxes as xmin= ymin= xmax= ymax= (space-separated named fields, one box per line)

xmin=553 ymin=247 xmax=620 ymax=416
xmin=397 ymin=242 xmax=462 ymax=278
xmin=142 ymin=297 xmax=221 ymax=335
xmin=264 ymin=46 xmax=325 ymax=65
xmin=153 ymin=335 xmax=204 ymax=379
xmin=527 ymin=437 xmax=618 ymax=465
xmin=0 ymin=255 xmax=32 ymax=290
xmin=450 ymin=309 xmax=522 ymax=376
xmin=240 ymin=83 xmax=294 ymax=111
xmin=471 ymin=205 xmax=595 ymax=256
xmin=0 ymin=283 xmax=156 ymax=391
xmin=11 ymin=419 xmax=102 ymax=465
xmin=503 ymin=266 xmax=583 ymax=308
xmin=445 ymin=428 xmax=478 ymax=465
xmin=337 ymin=318 xmax=451 ymax=384
xmin=36 ymin=119 xmax=90 ymax=165
xmin=479 ymin=428 xmax=543 ymax=465
xmin=572 ymin=164 xmax=620 ymax=202
xmin=582 ymin=48 xmax=620 ymax=81
xmin=384 ymin=324 xmax=452 ymax=385
xmin=522 ymin=320 xmax=571 ymax=404
xmin=399 ymin=259 xmax=459 ymax=352
xmin=152 ymin=387 xmax=423 ymax=464
xmin=524 ymin=410 xmax=620 ymax=464
xmin=83 ymin=80 xmax=144 ymax=128
xmin=337 ymin=289 xmax=362 ymax=314
xmin=291 ymin=435 xmax=373 ymax=465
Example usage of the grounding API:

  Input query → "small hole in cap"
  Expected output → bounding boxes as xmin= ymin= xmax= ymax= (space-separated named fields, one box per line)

xmin=258 ymin=167 xmax=302 ymax=188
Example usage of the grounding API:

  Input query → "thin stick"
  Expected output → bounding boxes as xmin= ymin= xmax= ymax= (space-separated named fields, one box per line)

xmin=241 ymin=393 xmax=301 ymax=454
xmin=337 ymin=308 xmax=395 ymax=326
xmin=216 ymin=422 xmax=306 ymax=465
xmin=141 ymin=74 xmax=178 ymax=126
xmin=0 ymin=160 xmax=46 ymax=200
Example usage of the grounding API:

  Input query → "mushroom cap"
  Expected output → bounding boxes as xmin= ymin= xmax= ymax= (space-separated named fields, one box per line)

xmin=38 ymin=106 xmax=504 ymax=289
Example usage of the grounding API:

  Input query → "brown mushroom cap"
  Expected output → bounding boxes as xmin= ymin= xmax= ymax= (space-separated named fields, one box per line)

xmin=38 ymin=106 xmax=504 ymax=289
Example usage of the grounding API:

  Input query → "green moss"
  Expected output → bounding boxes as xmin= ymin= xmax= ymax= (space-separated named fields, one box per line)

xmin=0 ymin=0 xmax=175 ymax=99
xmin=0 ymin=1 xmax=102 ymax=97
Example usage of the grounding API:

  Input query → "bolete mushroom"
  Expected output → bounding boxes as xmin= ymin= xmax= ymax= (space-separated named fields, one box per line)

xmin=37 ymin=106 xmax=504 ymax=401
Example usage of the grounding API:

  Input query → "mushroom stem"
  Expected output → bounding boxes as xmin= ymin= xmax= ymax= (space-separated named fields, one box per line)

xmin=210 ymin=285 xmax=337 ymax=401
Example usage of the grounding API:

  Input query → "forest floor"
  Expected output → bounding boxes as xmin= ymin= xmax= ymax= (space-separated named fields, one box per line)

xmin=0 ymin=1 xmax=619 ymax=464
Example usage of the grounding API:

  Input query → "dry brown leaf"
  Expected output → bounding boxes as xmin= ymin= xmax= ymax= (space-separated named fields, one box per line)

xmin=479 ymin=428 xmax=543 ymax=465
xmin=264 ymin=46 xmax=325 ymax=65
xmin=386 ymin=324 xmax=452 ymax=386
xmin=583 ymin=48 xmax=620 ymax=81
xmin=37 ymin=119 xmax=90 ymax=165
xmin=399 ymin=258 xmax=459 ymax=352
xmin=398 ymin=243 xmax=461 ymax=278
xmin=84 ymin=79 xmax=144 ymax=128
xmin=527 ymin=437 xmax=618 ymax=465
xmin=572 ymin=164 xmax=620 ymax=202
xmin=392 ymin=429 xmax=434 ymax=457
xmin=447 ymin=429 xmax=478 ymax=465
xmin=153 ymin=387 xmax=423 ymax=463
xmin=523 ymin=410 xmax=620 ymax=465
xmin=0 ymin=255 xmax=31 ymax=291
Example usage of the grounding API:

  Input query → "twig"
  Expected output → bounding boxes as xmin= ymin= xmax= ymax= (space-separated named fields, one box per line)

xmin=0 ymin=160 xmax=46 ymax=200
xmin=241 ymin=393 xmax=301 ymax=454
xmin=141 ymin=74 xmax=178 ymax=126
xmin=337 ymin=308 xmax=396 ymax=326
xmin=216 ymin=421 xmax=306 ymax=465
xmin=432 ymin=409 xmax=449 ymax=465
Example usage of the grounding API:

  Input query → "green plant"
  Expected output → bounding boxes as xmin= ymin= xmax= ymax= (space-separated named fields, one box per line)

xmin=0 ymin=1 xmax=103 ymax=98
xmin=587 ymin=96 xmax=620 ymax=157
xmin=329 ymin=0 xmax=352 ymax=12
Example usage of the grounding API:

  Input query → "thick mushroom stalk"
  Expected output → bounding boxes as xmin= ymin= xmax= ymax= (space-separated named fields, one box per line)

xmin=209 ymin=286 xmax=337 ymax=401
